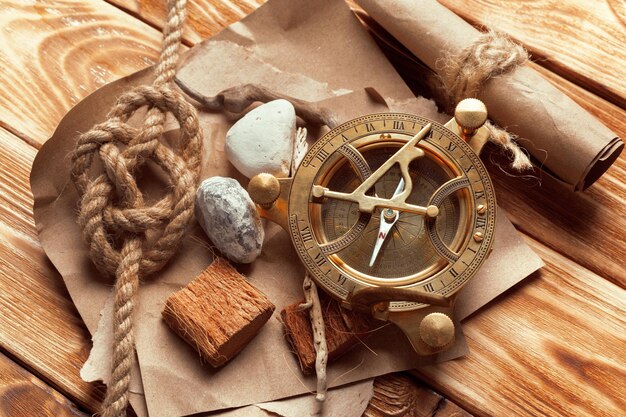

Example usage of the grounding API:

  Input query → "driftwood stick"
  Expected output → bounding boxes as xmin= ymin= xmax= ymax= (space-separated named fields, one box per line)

xmin=175 ymin=79 xmax=339 ymax=129
xmin=298 ymin=273 xmax=328 ymax=401
xmin=281 ymin=290 xmax=376 ymax=374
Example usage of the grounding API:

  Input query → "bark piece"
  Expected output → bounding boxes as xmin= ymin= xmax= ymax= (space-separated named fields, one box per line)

xmin=281 ymin=291 xmax=377 ymax=374
xmin=162 ymin=258 xmax=275 ymax=367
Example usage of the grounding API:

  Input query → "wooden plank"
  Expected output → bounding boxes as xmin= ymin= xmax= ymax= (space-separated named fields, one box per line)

xmin=0 ymin=352 xmax=87 ymax=417
xmin=414 ymin=235 xmax=626 ymax=417
xmin=439 ymin=0 xmax=626 ymax=109
xmin=0 ymin=128 xmax=104 ymax=412
xmin=0 ymin=2 xmax=623 ymax=417
xmin=0 ymin=0 xmax=163 ymax=145
xmin=106 ymin=0 xmax=265 ymax=45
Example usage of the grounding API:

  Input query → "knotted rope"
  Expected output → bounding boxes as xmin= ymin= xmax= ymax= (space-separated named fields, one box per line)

xmin=70 ymin=1 xmax=201 ymax=416
xmin=442 ymin=31 xmax=533 ymax=170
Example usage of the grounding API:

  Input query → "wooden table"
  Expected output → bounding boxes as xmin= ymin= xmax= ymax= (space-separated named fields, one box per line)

xmin=0 ymin=1 xmax=624 ymax=416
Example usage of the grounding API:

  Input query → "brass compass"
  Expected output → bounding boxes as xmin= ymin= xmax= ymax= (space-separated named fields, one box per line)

xmin=249 ymin=99 xmax=496 ymax=355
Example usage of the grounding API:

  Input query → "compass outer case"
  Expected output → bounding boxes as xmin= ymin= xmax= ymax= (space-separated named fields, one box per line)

xmin=251 ymin=111 xmax=496 ymax=356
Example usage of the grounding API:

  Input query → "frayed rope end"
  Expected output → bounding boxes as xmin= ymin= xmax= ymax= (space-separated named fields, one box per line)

xmin=485 ymin=121 xmax=533 ymax=171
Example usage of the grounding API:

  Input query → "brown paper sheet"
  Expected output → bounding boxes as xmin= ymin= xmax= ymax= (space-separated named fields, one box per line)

xmin=83 ymin=292 xmax=374 ymax=417
xmin=194 ymin=380 xmax=373 ymax=417
xmin=30 ymin=0 xmax=543 ymax=415
xmin=84 ymin=297 xmax=373 ymax=417
xmin=133 ymin=92 xmax=468 ymax=417
xmin=357 ymin=0 xmax=623 ymax=191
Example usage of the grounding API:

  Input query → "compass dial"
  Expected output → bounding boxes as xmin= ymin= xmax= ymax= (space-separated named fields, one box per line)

xmin=288 ymin=114 xmax=496 ymax=311
xmin=319 ymin=147 xmax=461 ymax=279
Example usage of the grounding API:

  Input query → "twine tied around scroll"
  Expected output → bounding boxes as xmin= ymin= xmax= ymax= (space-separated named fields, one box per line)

xmin=70 ymin=1 xmax=202 ymax=416
xmin=441 ymin=31 xmax=533 ymax=171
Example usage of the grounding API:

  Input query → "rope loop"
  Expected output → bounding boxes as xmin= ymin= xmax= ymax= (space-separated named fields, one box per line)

xmin=71 ymin=84 xmax=202 ymax=279
xmin=70 ymin=2 xmax=200 ymax=414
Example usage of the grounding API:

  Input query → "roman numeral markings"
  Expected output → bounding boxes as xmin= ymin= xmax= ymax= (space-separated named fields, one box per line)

xmin=476 ymin=217 xmax=486 ymax=230
xmin=316 ymin=148 xmax=329 ymax=162
xmin=365 ymin=123 xmax=375 ymax=132
xmin=446 ymin=141 xmax=457 ymax=152
xmin=424 ymin=282 xmax=434 ymax=292
xmin=474 ymin=190 xmax=485 ymax=200
xmin=300 ymin=225 xmax=313 ymax=243
xmin=393 ymin=120 xmax=405 ymax=130
xmin=465 ymin=164 xmax=475 ymax=173
xmin=337 ymin=275 xmax=347 ymax=286
xmin=449 ymin=268 xmax=459 ymax=278
xmin=314 ymin=252 xmax=326 ymax=267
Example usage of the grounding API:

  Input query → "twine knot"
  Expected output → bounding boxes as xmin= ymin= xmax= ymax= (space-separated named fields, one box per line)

xmin=442 ymin=30 xmax=533 ymax=171
xmin=70 ymin=1 xmax=201 ymax=416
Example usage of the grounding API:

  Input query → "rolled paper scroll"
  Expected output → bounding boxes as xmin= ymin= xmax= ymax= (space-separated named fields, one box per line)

xmin=357 ymin=0 xmax=623 ymax=190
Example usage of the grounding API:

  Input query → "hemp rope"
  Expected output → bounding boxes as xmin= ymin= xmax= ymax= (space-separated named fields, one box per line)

xmin=442 ymin=30 xmax=533 ymax=171
xmin=70 ymin=1 xmax=201 ymax=416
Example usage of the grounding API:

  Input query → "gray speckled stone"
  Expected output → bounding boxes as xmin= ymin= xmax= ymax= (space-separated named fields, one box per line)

xmin=195 ymin=177 xmax=264 ymax=264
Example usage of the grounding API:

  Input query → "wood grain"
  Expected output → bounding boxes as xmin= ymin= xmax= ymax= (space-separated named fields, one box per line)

xmin=2 ymin=114 xmax=623 ymax=416
xmin=0 ymin=128 xmax=104 ymax=412
xmin=0 ymin=353 xmax=87 ymax=417
xmin=106 ymin=0 xmax=266 ymax=45
xmin=363 ymin=373 xmax=472 ymax=417
xmin=439 ymin=0 xmax=626 ymax=109
xmin=0 ymin=0 xmax=162 ymax=145
xmin=0 ymin=1 xmax=624 ymax=417
xmin=415 ymin=235 xmax=626 ymax=417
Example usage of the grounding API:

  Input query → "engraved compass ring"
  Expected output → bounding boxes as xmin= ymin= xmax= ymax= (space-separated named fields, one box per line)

xmin=248 ymin=99 xmax=496 ymax=355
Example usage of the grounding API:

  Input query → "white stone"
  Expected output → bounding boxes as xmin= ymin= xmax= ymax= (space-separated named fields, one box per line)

xmin=195 ymin=177 xmax=264 ymax=264
xmin=225 ymin=99 xmax=296 ymax=178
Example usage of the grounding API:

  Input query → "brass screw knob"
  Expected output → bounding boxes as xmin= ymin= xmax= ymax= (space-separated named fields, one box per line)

xmin=454 ymin=98 xmax=488 ymax=138
xmin=248 ymin=173 xmax=281 ymax=207
xmin=419 ymin=312 xmax=455 ymax=349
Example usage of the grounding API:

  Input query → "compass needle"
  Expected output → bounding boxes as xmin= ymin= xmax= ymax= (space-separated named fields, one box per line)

xmin=369 ymin=178 xmax=404 ymax=266
xmin=277 ymin=108 xmax=495 ymax=357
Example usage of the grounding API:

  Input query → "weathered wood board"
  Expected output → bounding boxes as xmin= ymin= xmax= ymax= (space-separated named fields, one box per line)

xmin=0 ymin=353 xmax=87 ymax=417
xmin=0 ymin=0 xmax=623 ymax=416
xmin=0 ymin=0 xmax=162 ymax=144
